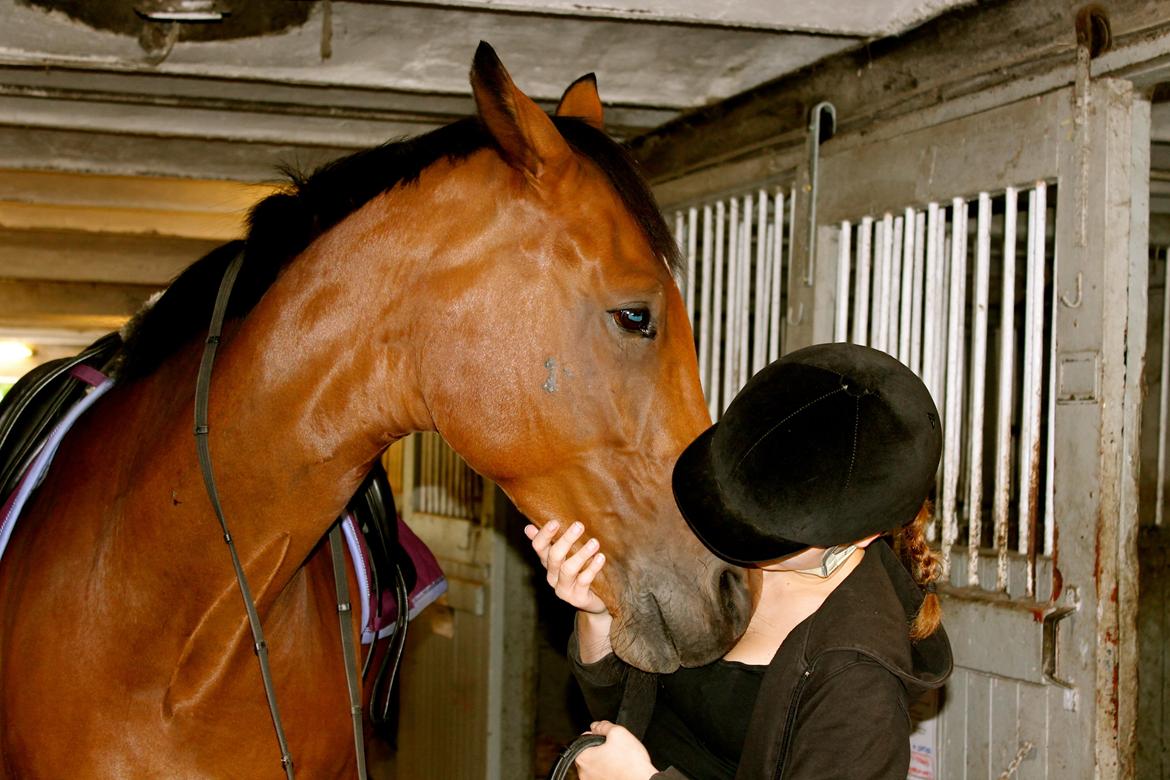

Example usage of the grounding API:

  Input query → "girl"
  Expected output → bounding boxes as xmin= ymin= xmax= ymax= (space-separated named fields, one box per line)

xmin=527 ymin=343 xmax=953 ymax=779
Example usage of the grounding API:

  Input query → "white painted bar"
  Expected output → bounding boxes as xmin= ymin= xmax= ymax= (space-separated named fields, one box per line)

xmin=887 ymin=215 xmax=904 ymax=359
xmin=698 ymin=204 xmax=714 ymax=397
xmin=737 ymin=194 xmax=754 ymax=390
xmin=853 ymin=217 xmax=873 ymax=346
xmin=910 ymin=212 xmax=926 ymax=377
xmin=1159 ymin=246 xmax=1170 ymax=526
xmin=897 ymin=211 xmax=914 ymax=363
xmin=876 ymin=213 xmax=895 ymax=352
xmin=710 ymin=201 xmax=726 ymax=418
xmin=994 ymin=187 xmax=1019 ymax=591
xmin=1040 ymin=185 xmax=1055 ymax=562
xmin=871 ymin=217 xmax=889 ymax=352
xmin=966 ymin=192 xmax=992 ymax=587
xmin=723 ymin=197 xmax=740 ymax=409
xmin=753 ymin=190 xmax=769 ymax=374
xmin=1019 ymin=184 xmax=1047 ymax=597
xmin=686 ymin=207 xmax=698 ymax=324
xmin=768 ymin=191 xmax=785 ymax=361
xmin=922 ymin=203 xmax=941 ymax=405
xmin=936 ymin=222 xmax=951 ymax=423
xmin=835 ymin=221 xmax=852 ymax=342
xmin=940 ymin=198 xmax=969 ymax=579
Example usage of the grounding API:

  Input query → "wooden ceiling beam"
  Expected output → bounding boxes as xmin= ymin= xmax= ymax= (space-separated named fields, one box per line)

xmin=0 ymin=227 xmax=217 ymax=285
xmin=0 ymin=278 xmax=159 ymax=331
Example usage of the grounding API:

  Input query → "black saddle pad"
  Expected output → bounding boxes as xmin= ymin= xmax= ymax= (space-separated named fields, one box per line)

xmin=0 ymin=332 xmax=122 ymax=502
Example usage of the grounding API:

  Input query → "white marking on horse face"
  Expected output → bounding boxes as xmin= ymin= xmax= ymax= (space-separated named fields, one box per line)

xmin=543 ymin=357 xmax=558 ymax=393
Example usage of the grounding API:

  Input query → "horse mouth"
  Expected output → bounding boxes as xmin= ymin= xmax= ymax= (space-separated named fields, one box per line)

xmin=612 ymin=589 xmax=683 ymax=673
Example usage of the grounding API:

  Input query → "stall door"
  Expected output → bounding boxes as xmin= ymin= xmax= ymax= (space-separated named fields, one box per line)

xmin=789 ymin=81 xmax=1148 ymax=778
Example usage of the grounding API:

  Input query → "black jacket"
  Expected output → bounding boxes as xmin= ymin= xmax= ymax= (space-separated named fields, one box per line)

xmin=569 ymin=540 xmax=952 ymax=779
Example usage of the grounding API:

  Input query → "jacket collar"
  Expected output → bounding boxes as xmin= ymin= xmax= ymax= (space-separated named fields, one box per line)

xmin=797 ymin=539 xmax=952 ymax=695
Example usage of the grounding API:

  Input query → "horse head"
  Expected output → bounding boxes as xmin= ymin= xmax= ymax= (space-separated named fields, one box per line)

xmin=414 ymin=44 xmax=752 ymax=672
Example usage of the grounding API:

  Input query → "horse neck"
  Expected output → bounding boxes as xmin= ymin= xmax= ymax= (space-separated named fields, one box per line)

xmin=118 ymin=153 xmax=510 ymax=612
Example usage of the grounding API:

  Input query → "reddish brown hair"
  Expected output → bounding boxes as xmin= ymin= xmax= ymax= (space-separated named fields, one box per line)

xmin=891 ymin=500 xmax=943 ymax=640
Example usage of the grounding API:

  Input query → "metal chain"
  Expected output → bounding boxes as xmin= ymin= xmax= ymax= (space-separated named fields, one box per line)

xmin=997 ymin=741 xmax=1035 ymax=780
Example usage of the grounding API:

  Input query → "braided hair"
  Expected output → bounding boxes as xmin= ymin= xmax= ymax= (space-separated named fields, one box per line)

xmin=891 ymin=500 xmax=943 ymax=641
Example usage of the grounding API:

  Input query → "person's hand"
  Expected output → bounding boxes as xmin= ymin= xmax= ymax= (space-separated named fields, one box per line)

xmin=524 ymin=520 xmax=608 ymax=615
xmin=575 ymin=721 xmax=658 ymax=780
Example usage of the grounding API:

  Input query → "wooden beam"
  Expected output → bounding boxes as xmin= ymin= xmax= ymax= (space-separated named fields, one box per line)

xmin=628 ymin=0 xmax=1170 ymax=183
xmin=0 ymin=170 xmax=279 ymax=240
xmin=0 ymin=227 xmax=218 ymax=285
xmin=0 ymin=278 xmax=159 ymax=330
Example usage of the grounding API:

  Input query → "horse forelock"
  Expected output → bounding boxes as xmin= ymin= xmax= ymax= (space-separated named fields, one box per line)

xmin=115 ymin=116 xmax=676 ymax=381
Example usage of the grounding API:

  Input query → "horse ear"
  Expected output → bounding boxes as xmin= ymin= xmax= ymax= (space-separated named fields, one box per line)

xmin=470 ymin=41 xmax=572 ymax=180
xmin=555 ymin=73 xmax=604 ymax=131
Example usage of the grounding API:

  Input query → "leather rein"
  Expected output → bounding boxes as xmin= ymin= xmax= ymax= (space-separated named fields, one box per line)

xmin=194 ymin=250 xmax=371 ymax=779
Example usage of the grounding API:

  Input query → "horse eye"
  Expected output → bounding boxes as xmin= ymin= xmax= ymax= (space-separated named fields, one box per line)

xmin=611 ymin=308 xmax=656 ymax=338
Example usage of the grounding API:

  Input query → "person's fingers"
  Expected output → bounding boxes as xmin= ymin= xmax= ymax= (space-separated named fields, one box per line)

xmin=548 ymin=521 xmax=584 ymax=566
xmin=589 ymin=720 xmax=614 ymax=735
xmin=530 ymin=520 xmax=560 ymax=567
xmin=523 ymin=523 xmax=538 ymax=540
xmin=574 ymin=552 xmax=605 ymax=591
xmin=559 ymin=536 xmax=599 ymax=581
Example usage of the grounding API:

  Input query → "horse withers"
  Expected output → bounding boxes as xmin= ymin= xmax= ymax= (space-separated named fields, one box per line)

xmin=0 ymin=44 xmax=751 ymax=776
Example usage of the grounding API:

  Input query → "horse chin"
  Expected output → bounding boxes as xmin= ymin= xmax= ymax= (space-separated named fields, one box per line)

xmin=610 ymin=618 xmax=683 ymax=675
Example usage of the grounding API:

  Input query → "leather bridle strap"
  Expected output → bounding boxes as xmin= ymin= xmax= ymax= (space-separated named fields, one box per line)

xmin=194 ymin=250 xmax=296 ymax=779
xmin=328 ymin=523 xmax=369 ymax=779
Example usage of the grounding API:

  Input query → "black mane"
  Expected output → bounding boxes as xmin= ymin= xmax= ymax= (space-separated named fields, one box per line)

xmin=116 ymin=116 xmax=680 ymax=381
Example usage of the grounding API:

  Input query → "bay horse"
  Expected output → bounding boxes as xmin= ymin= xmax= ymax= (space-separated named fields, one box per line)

xmin=0 ymin=44 xmax=751 ymax=777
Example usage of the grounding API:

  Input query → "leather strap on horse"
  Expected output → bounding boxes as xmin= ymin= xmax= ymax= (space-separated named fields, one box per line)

xmin=194 ymin=250 xmax=296 ymax=779
xmin=329 ymin=523 xmax=369 ymax=780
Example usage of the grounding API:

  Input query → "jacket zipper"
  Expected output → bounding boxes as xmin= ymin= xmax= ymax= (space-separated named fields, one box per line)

xmin=774 ymin=667 xmax=813 ymax=780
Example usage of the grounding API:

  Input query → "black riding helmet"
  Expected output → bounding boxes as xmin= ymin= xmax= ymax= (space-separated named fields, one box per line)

xmin=672 ymin=343 xmax=942 ymax=568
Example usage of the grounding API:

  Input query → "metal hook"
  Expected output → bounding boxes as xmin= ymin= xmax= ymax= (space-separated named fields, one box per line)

xmin=1060 ymin=272 xmax=1083 ymax=308
xmin=803 ymin=101 xmax=837 ymax=289
xmin=786 ymin=302 xmax=804 ymax=326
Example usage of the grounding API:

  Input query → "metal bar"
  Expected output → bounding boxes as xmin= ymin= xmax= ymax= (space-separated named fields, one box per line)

xmin=966 ymin=192 xmax=992 ymax=587
xmin=888 ymin=215 xmax=904 ymax=360
xmin=760 ymin=218 xmax=773 ymax=366
xmin=723 ymin=197 xmax=740 ymax=409
xmin=768 ymin=190 xmax=784 ymax=361
xmin=941 ymin=198 xmax=969 ymax=580
xmin=673 ymin=211 xmax=685 ymax=290
xmin=875 ymin=214 xmax=894 ymax=352
xmin=738 ymin=194 xmax=754 ymax=389
xmin=753 ymin=189 xmax=769 ymax=374
xmin=1019 ymin=184 xmax=1047 ymax=599
xmin=686 ymin=206 xmax=698 ymax=324
xmin=711 ymin=201 xmax=726 ymax=417
xmin=994 ymin=187 xmax=1019 ymax=591
xmin=421 ymin=432 xmax=434 ymax=514
xmin=871 ymin=218 xmax=888 ymax=351
xmin=1042 ymin=186 xmax=1056 ymax=561
xmin=923 ymin=203 xmax=941 ymax=405
xmin=784 ymin=188 xmax=796 ymax=345
xmin=835 ymin=221 xmax=851 ymax=343
xmin=698 ymin=204 xmax=714 ymax=397
xmin=898 ymin=209 xmax=916 ymax=365
xmin=910 ymin=211 xmax=926 ymax=377
xmin=440 ymin=437 xmax=452 ymax=518
xmin=852 ymin=217 xmax=873 ymax=346
xmin=1159 ymin=246 xmax=1170 ymax=526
